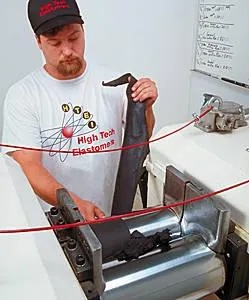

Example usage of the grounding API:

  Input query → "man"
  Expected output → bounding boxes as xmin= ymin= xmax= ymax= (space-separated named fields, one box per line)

xmin=1 ymin=0 xmax=158 ymax=221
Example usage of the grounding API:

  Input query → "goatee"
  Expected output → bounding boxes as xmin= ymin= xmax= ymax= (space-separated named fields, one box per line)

xmin=57 ymin=57 xmax=83 ymax=77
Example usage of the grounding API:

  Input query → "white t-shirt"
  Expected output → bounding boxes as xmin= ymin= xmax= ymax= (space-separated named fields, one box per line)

xmin=1 ymin=64 xmax=127 ymax=215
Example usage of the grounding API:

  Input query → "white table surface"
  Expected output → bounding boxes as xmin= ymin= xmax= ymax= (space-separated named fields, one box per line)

xmin=0 ymin=154 xmax=87 ymax=300
xmin=148 ymin=123 xmax=249 ymax=233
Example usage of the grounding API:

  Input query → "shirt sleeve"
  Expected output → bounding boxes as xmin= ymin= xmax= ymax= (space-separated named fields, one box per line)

xmin=1 ymin=84 xmax=41 ymax=154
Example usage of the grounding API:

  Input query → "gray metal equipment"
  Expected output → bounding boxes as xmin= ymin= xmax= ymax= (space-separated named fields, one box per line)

xmin=47 ymin=165 xmax=234 ymax=300
xmin=194 ymin=93 xmax=248 ymax=132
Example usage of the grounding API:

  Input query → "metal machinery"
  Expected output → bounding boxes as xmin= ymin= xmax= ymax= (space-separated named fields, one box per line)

xmin=1 ymin=94 xmax=249 ymax=300
xmin=46 ymin=165 xmax=248 ymax=300
xmin=195 ymin=93 xmax=248 ymax=133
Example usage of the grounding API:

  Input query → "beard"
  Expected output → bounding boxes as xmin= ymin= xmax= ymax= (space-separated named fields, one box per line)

xmin=57 ymin=56 xmax=83 ymax=77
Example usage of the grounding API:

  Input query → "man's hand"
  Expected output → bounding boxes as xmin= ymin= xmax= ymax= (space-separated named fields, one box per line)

xmin=10 ymin=151 xmax=105 ymax=222
xmin=130 ymin=77 xmax=158 ymax=137
xmin=70 ymin=192 xmax=105 ymax=221
xmin=131 ymin=78 xmax=158 ymax=108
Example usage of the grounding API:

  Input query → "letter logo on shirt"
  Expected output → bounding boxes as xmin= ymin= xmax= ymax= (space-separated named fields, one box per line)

xmin=41 ymin=102 xmax=99 ymax=162
xmin=62 ymin=104 xmax=70 ymax=112
xmin=83 ymin=111 xmax=91 ymax=120
xmin=73 ymin=106 xmax=82 ymax=114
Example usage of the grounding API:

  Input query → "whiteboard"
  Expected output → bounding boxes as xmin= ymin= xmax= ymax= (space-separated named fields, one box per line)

xmin=194 ymin=0 xmax=249 ymax=85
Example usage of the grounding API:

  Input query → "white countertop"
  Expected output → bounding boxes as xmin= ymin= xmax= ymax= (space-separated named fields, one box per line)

xmin=148 ymin=123 xmax=249 ymax=233
xmin=0 ymin=154 xmax=87 ymax=300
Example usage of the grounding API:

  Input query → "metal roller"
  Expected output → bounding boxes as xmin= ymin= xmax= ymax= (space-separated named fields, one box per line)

xmin=102 ymin=235 xmax=226 ymax=300
xmin=49 ymin=166 xmax=232 ymax=299
xmin=125 ymin=209 xmax=181 ymax=239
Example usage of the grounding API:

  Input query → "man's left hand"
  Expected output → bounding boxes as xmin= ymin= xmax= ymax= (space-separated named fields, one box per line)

xmin=131 ymin=78 xmax=158 ymax=107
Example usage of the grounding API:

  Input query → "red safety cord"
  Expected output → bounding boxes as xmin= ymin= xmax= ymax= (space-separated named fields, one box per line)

xmin=1 ymin=105 xmax=247 ymax=235
xmin=0 ymin=106 xmax=213 ymax=154
xmin=0 ymin=177 xmax=248 ymax=234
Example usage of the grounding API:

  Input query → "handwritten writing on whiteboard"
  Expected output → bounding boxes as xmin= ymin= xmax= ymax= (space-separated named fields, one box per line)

xmin=196 ymin=1 xmax=235 ymax=74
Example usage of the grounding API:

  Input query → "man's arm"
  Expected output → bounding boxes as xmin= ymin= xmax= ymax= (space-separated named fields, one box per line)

xmin=10 ymin=150 xmax=105 ymax=221
xmin=131 ymin=78 xmax=158 ymax=137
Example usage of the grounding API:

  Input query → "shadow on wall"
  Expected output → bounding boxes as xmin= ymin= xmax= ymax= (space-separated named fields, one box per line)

xmin=0 ymin=0 xmax=42 ymax=144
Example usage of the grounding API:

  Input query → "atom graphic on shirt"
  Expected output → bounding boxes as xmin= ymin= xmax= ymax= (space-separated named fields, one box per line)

xmin=41 ymin=103 xmax=98 ymax=162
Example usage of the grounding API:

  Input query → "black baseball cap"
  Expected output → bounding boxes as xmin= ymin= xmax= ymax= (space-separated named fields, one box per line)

xmin=28 ymin=0 xmax=84 ymax=35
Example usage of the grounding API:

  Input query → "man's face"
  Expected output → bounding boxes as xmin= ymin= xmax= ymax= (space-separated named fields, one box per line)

xmin=37 ymin=23 xmax=85 ymax=79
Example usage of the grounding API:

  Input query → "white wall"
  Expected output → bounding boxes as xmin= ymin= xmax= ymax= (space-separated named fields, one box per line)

xmin=81 ymin=0 xmax=197 ymax=129
xmin=189 ymin=72 xmax=249 ymax=117
xmin=2 ymin=0 xmax=247 ymax=138
xmin=0 ymin=0 xmax=196 ymax=138
xmin=0 ymin=1 xmax=42 ymax=138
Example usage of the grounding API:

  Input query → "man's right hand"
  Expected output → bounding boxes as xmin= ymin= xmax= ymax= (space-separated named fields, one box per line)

xmin=70 ymin=192 xmax=106 ymax=221
xmin=10 ymin=150 xmax=105 ymax=222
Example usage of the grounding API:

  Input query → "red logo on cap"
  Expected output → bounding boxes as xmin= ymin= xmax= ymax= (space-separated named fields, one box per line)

xmin=40 ymin=0 xmax=70 ymax=17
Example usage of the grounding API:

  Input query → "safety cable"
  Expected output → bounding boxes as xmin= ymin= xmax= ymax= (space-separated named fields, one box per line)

xmin=0 ymin=106 xmax=213 ymax=154
xmin=0 ymin=177 xmax=248 ymax=234
xmin=1 ymin=104 xmax=247 ymax=235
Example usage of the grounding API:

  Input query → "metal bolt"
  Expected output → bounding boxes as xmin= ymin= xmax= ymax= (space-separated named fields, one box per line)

xmin=50 ymin=207 xmax=59 ymax=216
xmin=57 ymin=218 xmax=65 ymax=225
xmin=67 ymin=239 xmax=77 ymax=250
xmin=76 ymin=255 xmax=85 ymax=266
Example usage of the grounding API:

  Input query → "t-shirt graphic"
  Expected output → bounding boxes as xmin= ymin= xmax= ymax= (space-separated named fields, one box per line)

xmin=41 ymin=102 xmax=98 ymax=162
xmin=2 ymin=65 xmax=126 ymax=215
